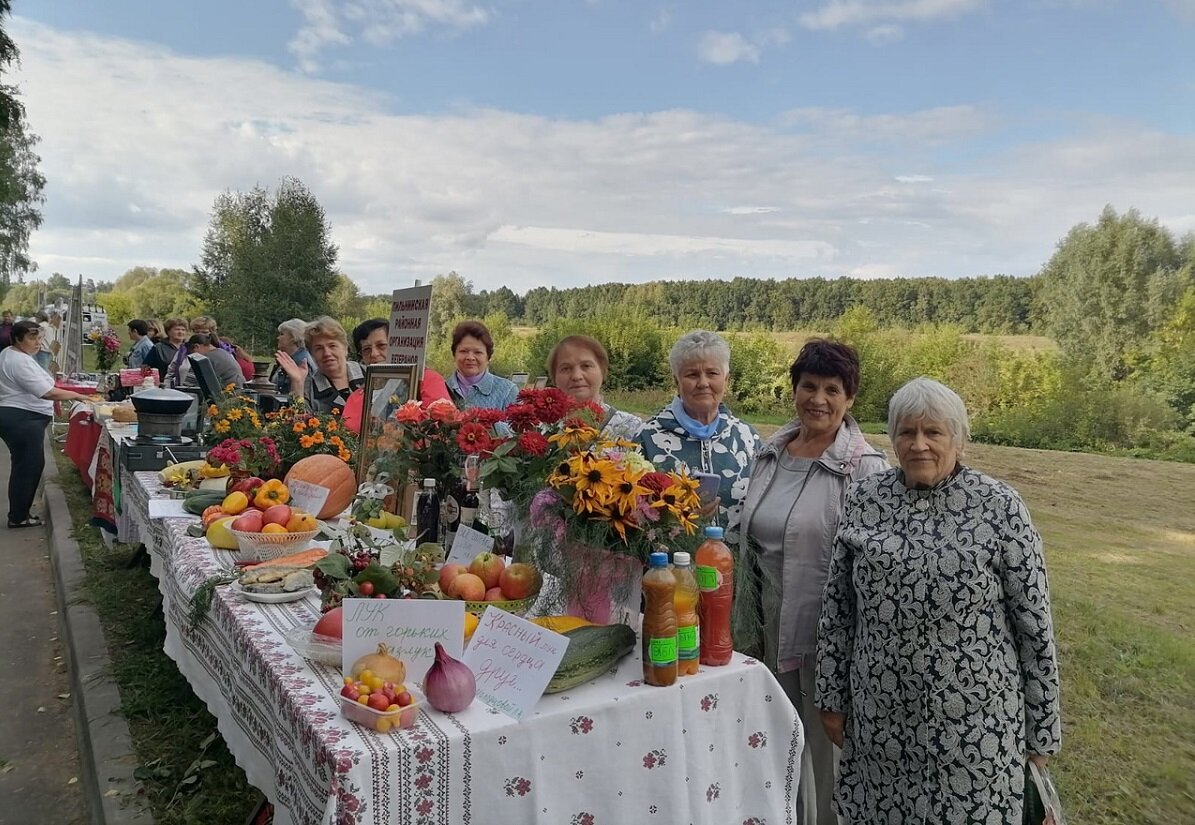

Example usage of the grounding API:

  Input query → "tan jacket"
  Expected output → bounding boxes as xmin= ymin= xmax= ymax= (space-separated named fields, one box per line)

xmin=739 ymin=414 xmax=888 ymax=671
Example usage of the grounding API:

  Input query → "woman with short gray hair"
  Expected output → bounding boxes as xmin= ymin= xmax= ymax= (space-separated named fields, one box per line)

xmin=272 ymin=318 xmax=310 ymax=394
xmin=636 ymin=330 xmax=761 ymax=541
xmin=816 ymin=376 xmax=1061 ymax=823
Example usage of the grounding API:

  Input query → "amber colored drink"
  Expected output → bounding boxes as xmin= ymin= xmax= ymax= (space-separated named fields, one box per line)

xmin=642 ymin=552 xmax=678 ymax=686
xmin=694 ymin=525 xmax=734 ymax=666
xmin=672 ymin=551 xmax=700 ymax=676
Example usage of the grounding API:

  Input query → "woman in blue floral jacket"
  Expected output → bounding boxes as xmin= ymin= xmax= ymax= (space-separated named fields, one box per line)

xmin=636 ymin=330 xmax=761 ymax=542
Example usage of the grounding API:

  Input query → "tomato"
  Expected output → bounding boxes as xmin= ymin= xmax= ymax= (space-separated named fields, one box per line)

xmin=358 ymin=581 xmax=375 ymax=597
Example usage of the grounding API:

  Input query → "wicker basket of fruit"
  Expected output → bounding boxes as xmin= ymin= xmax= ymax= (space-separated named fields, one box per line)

xmin=231 ymin=527 xmax=320 ymax=563
xmin=439 ymin=553 xmax=541 ymax=617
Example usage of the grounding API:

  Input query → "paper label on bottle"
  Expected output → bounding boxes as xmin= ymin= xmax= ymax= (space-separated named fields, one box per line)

xmin=648 ymin=636 xmax=678 ymax=665
xmin=695 ymin=564 xmax=720 ymax=591
xmin=677 ymin=625 xmax=699 ymax=659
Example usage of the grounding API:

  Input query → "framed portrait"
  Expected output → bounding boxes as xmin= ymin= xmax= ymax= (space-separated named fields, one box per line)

xmin=356 ymin=363 xmax=419 ymax=487
xmin=532 ymin=375 xmax=549 ymax=389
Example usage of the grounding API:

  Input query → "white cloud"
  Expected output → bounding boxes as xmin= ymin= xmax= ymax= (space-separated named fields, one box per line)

xmin=697 ymin=31 xmax=761 ymax=65
xmin=865 ymin=24 xmax=905 ymax=43
xmin=289 ymin=0 xmax=490 ymax=72
xmin=799 ymin=0 xmax=987 ymax=31
xmin=12 ymin=18 xmax=1195 ymax=293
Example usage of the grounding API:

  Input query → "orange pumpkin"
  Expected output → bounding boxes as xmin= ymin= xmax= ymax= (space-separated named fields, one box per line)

xmin=284 ymin=454 xmax=356 ymax=518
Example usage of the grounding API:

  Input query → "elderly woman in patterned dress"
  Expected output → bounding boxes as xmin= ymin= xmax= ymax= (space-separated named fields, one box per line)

xmin=816 ymin=377 xmax=1061 ymax=824
xmin=637 ymin=330 xmax=760 ymax=541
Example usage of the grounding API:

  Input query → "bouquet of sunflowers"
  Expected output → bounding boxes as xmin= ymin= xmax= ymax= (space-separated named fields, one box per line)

xmin=264 ymin=399 xmax=356 ymax=466
xmin=206 ymin=388 xmax=264 ymax=441
xmin=522 ymin=432 xmax=704 ymax=621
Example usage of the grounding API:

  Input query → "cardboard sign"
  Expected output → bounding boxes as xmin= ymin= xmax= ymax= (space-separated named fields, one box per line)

xmin=341 ymin=598 xmax=465 ymax=684
xmin=445 ymin=524 xmax=494 ymax=566
xmin=388 ymin=285 xmax=433 ymax=381
xmin=463 ymin=607 xmax=569 ymax=720
xmin=287 ymin=479 xmax=331 ymax=519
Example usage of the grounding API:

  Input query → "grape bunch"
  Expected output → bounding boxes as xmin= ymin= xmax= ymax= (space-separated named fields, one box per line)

xmin=349 ymin=550 xmax=372 ymax=572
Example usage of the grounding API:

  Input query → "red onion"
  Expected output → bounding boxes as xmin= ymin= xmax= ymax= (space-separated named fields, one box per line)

xmin=424 ymin=642 xmax=476 ymax=712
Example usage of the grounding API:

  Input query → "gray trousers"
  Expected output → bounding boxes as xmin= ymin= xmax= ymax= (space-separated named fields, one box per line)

xmin=778 ymin=666 xmax=842 ymax=825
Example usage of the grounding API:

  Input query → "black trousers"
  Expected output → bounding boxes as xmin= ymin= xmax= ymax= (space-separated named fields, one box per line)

xmin=0 ymin=406 xmax=51 ymax=522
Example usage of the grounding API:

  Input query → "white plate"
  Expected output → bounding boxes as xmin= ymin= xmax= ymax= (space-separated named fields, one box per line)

xmin=229 ymin=580 xmax=317 ymax=604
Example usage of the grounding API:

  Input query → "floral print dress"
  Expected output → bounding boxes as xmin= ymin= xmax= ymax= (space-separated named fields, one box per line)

xmin=816 ymin=466 xmax=1061 ymax=824
xmin=636 ymin=403 xmax=760 ymax=541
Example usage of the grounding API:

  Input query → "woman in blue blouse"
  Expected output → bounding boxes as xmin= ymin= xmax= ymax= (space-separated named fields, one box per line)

xmin=445 ymin=320 xmax=518 ymax=410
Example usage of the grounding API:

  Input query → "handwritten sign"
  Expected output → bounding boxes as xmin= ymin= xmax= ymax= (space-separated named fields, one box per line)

xmin=148 ymin=498 xmax=190 ymax=519
xmin=462 ymin=606 xmax=569 ymax=720
xmin=341 ymin=598 xmax=465 ymax=684
xmin=287 ymin=479 xmax=331 ymax=519
xmin=445 ymin=524 xmax=494 ymax=566
xmin=388 ymin=284 xmax=433 ymax=382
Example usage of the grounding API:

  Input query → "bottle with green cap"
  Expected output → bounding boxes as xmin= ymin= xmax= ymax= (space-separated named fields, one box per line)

xmin=671 ymin=551 xmax=700 ymax=676
xmin=695 ymin=525 xmax=734 ymax=666
xmin=641 ymin=551 xmax=678 ymax=687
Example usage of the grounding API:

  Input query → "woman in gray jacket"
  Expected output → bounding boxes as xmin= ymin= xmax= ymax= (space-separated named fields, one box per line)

xmin=739 ymin=339 xmax=888 ymax=825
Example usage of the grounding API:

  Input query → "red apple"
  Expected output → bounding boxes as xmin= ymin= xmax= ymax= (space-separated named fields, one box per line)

xmin=468 ymin=552 xmax=505 ymax=589
xmin=312 ymin=606 xmax=343 ymax=640
xmin=498 ymin=563 xmax=541 ymax=600
xmin=261 ymin=504 xmax=292 ymax=527
xmin=231 ymin=510 xmax=264 ymax=533
xmin=368 ymin=692 xmax=391 ymax=712
xmin=452 ymin=572 xmax=486 ymax=601
xmin=485 ymin=586 xmax=505 ymax=602
xmin=438 ymin=562 xmax=468 ymax=595
xmin=229 ymin=476 xmax=264 ymax=498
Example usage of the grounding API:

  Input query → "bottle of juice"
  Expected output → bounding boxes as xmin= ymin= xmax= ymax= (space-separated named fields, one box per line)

xmin=641 ymin=552 xmax=678 ymax=687
xmin=672 ymin=551 xmax=700 ymax=676
xmin=695 ymin=525 xmax=734 ymax=666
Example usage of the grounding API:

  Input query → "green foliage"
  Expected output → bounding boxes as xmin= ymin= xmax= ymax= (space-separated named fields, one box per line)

xmin=726 ymin=331 xmax=789 ymax=415
xmin=0 ymin=114 xmax=45 ymax=286
xmin=192 ymin=177 xmax=338 ymax=352
xmin=1036 ymin=205 xmax=1185 ymax=379
xmin=1137 ymin=285 xmax=1195 ymax=431
xmin=95 ymin=266 xmax=206 ymax=329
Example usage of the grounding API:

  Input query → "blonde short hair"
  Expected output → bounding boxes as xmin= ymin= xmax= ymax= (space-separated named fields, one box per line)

xmin=304 ymin=316 xmax=348 ymax=349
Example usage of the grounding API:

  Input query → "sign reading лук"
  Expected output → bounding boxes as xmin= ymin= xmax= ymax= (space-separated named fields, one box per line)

xmin=341 ymin=598 xmax=465 ymax=684
xmin=388 ymin=284 xmax=433 ymax=382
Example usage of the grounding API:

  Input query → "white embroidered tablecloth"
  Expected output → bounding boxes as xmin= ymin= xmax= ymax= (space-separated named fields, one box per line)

xmin=128 ymin=473 xmax=803 ymax=825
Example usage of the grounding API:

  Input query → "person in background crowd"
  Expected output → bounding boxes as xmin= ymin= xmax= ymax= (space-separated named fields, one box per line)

xmin=189 ymin=315 xmax=216 ymax=335
xmin=547 ymin=334 xmax=642 ymax=441
xmin=637 ymin=330 xmax=761 ymax=541
xmin=33 ymin=312 xmax=55 ymax=372
xmin=739 ymin=339 xmax=888 ymax=825
xmin=167 ymin=315 xmax=222 ymax=386
xmin=145 ymin=319 xmax=164 ymax=343
xmin=179 ymin=333 xmax=245 ymax=391
xmin=144 ymin=317 xmax=188 ymax=382
xmin=817 ymin=377 xmax=1061 ymax=824
xmin=445 ymin=320 xmax=518 ymax=410
xmin=339 ymin=318 xmax=452 ymax=434
xmin=0 ymin=310 xmax=15 ymax=351
xmin=0 ymin=321 xmax=93 ymax=527
xmin=277 ymin=316 xmax=363 ymax=414
xmin=126 ymin=320 xmax=153 ymax=368
xmin=219 ymin=335 xmax=255 ymax=381
xmin=271 ymin=318 xmax=309 ymax=394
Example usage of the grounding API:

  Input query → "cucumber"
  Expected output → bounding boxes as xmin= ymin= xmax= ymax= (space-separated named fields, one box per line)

xmin=544 ymin=623 xmax=637 ymax=694
xmin=182 ymin=490 xmax=228 ymax=516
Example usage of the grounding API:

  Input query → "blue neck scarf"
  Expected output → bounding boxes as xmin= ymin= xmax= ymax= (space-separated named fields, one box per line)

xmin=670 ymin=396 xmax=720 ymax=440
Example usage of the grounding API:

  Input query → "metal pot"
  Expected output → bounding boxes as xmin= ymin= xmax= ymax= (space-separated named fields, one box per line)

xmin=130 ymin=387 xmax=194 ymax=416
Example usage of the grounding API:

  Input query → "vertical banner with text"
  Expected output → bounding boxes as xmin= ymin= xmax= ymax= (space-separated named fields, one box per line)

xmin=388 ymin=284 xmax=433 ymax=391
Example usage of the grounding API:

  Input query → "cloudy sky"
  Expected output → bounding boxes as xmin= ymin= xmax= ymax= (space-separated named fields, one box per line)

xmin=12 ymin=0 xmax=1195 ymax=295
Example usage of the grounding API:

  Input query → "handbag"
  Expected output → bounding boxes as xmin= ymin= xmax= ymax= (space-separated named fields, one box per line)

xmin=1023 ymin=761 xmax=1066 ymax=825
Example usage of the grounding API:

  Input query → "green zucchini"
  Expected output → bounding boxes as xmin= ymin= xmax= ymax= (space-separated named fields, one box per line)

xmin=182 ymin=490 xmax=227 ymax=516
xmin=544 ymin=623 xmax=636 ymax=694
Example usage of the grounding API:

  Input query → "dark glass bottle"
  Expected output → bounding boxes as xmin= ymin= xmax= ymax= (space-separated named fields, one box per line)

xmin=415 ymin=478 xmax=440 ymax=544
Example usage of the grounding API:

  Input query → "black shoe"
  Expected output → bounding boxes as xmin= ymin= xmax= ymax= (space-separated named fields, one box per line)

xmin=7 ymin=516 xmax=44 ymax=528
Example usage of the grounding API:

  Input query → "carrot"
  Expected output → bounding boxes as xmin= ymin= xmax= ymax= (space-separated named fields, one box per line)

xmin=243 ymin=548 xmax=328 ymax=570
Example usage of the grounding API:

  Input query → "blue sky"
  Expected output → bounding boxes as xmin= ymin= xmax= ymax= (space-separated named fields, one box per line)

xmin=12 ymin=0 xmax=1195 ymax=294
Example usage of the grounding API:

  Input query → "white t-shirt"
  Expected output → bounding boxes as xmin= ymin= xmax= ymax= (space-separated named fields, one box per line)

xmin=0 ymin=346 xmax=55 ymax=416
xmin=38 ymin=321 xmax=56 ymax=354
